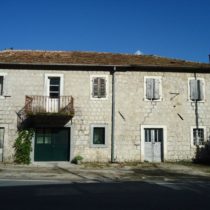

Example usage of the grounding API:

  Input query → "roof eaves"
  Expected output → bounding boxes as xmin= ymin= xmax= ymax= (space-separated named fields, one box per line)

xmin=0 ymin=62 xmax=210 ymax=72
xmin=0 ymin=62 xmax=127 ymax=67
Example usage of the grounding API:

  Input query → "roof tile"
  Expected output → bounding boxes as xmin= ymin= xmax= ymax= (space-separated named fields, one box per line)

xmin=0 ymin=50 xmax=209 ymax=68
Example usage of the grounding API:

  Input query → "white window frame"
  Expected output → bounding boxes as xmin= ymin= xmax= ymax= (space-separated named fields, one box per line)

xmin=90 ymin=75 xmax=108 ymax=100
xmin=190 ymin=126 xmax=206 ymax=147
xmin=140 ymin=125 xmax=167 ymax=162
xmin=90 ymin=124 xmax=108 ymax=148
xmin=144 ymin=76 xmax=162 ymax=101
xmin=0 ymin=73 xmax=7 ymax=99
xmin=44 ymin=73 xmax=64 ymax=96
xmin=188 ymin=77 xmax=205 ymax=102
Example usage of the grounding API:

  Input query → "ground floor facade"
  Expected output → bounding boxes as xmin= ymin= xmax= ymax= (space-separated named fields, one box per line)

xmin=0 ymin=121 xmax=204 ymax=163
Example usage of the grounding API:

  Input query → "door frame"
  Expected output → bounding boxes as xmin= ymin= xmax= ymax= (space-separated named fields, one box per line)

xmin=44 ymin=73 xmax=64 ymax=97
xmin=44 ymin=73 xmax=64 ymax=113
xmin=0 ymin=124 xmax=8 ymax=162
xmin=140 ymin=125 xmax=167 ymax=162
xmin=31 ymin=126 xmax=72 ymax=163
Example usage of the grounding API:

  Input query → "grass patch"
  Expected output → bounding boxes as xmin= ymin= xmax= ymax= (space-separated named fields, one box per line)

xmin=82 ymin=162 xmax=111 ymax=169
xmin=82 ymin=161 xmax=159 ymax=169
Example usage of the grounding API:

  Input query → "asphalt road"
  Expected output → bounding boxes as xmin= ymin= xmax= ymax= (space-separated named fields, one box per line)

xmin=0 ymin=179 xmax=210 ymax=210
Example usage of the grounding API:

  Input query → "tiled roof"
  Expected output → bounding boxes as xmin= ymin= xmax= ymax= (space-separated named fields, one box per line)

xmin=0 ymin=50 xmax=209 ymax=68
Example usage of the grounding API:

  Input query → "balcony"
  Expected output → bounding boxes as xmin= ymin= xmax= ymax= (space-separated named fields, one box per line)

xmin=18 ymin=95 xmax=74 ymax=128
xmin=25 ymin=95 xmax=74 ymax=116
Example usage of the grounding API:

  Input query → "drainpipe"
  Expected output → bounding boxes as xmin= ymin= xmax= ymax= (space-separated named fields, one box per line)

xmin=194 ymin=72 xmax=199 ymax=130
xmin=111 ymin=66 xmax=116 ymax=163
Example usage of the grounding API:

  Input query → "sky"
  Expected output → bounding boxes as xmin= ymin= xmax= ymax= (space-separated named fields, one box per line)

xmin=0 ymin=0 xmax=210 ymax=63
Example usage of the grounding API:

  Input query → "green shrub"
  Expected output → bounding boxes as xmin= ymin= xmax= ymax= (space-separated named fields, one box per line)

xmin=72 ymin=155 xmax=84 ymax=164
xmin=13 ymin=129 xmax=33 ymax=164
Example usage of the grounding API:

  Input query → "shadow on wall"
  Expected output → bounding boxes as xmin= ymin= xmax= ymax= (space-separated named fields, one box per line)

xmin=193 ymin=141 xmax=210 ymax=164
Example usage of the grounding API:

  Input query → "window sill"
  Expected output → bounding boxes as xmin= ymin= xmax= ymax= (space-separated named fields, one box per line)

xmin=144 ymin=98 xmax=162 ymax=102
xmin=90 ymin=144 xmax=108 ymax=148
xmin=191 ymin=144 xmax=205 ymax=148
xmin=90 ymin=97 xmax=108 ymax=101
xmin=188 ymin=100 xmax=205 ymax=103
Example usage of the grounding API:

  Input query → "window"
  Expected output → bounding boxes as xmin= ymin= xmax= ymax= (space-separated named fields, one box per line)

xmin=189 ymin=78 xmax=204 ymax=101
xmin=0 ymin=128 xmax=4 ymax=149
xmin=0 ymin=76 xmax=4 ymax=96
xmin=145 ymin=128 xmax=163 ymax=143
xmin=192 ymin=128 xmax=205 ymax=146
xmin=93 ymin=127 xmax=105 ymax=144
xmin=36 ymin=128 xmax=51 ymax=144
xmin=90 ymin=124 xmax=108 ymax=147
xmin=49 ymin=77 xmax=60 ymax=98
xmin=144 ymin=77 xmax=162 ymax=101
xmin=91 ymin=75 xmax=108 ymax=99
xmin=44 ymin=73 xmax=64 ymax=97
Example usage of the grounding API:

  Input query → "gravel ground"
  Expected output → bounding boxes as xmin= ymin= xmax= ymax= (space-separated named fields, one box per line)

xmin=0 ymin=162 xmax=209 ymax=182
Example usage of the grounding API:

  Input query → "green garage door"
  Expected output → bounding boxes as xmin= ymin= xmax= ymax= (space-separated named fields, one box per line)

xmin=34 ymin=128 xmax=70 ymax=161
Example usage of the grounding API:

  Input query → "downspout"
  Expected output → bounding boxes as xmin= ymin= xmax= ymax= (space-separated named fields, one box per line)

xmin=194 ymin=72 xmax=199 ymax=145
xmin=194 ymin=72 xmax=199 ymax=130
xmin=111 ymin=66 xmax=116 ymax=163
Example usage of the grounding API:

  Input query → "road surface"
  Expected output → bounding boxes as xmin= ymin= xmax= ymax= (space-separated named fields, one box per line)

xmin=0 ymin=178 xmax=210 ymax=210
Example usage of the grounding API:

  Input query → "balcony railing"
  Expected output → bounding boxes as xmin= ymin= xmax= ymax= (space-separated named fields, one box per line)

xmin=24 ymin=95 xmax=74 ymax=116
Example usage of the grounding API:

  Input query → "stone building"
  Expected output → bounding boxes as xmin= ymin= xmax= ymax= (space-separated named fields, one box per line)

xmin=0 ymin=50 xmax=210 ymax=163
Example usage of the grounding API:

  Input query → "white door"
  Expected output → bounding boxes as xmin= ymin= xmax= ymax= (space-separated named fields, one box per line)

xmin=46 ymin=77 xmax=60 ymax=113
xmin=0 ymin=128 xmax=4 ymax=162
xmin=144 ymin=128 xmax=163 ymax=162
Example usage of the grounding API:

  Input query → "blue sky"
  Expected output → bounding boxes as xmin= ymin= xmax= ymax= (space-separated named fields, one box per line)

xmin=0 ymin=0 xmax=210 ymax=63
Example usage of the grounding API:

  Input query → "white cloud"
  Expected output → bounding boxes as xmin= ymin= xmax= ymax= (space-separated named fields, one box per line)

xmin=135 ymin=50 xmax=143 ymax=55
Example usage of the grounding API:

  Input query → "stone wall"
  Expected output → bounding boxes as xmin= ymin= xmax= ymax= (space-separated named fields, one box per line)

xmin=0 ymin=69 xmax=112 ymax=162
xmin=0 ymin=68 xmax=210 ymax=162
xmin=115 ymin=71 xmax=210 ymax=161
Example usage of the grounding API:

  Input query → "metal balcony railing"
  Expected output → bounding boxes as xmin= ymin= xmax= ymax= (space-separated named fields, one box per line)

xmin=24 ymin=95 xmax=74 ymax=116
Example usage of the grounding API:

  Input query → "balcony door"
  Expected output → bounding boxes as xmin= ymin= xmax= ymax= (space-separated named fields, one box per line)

xmin=46 ymin=77 xmax=60 ymax=112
